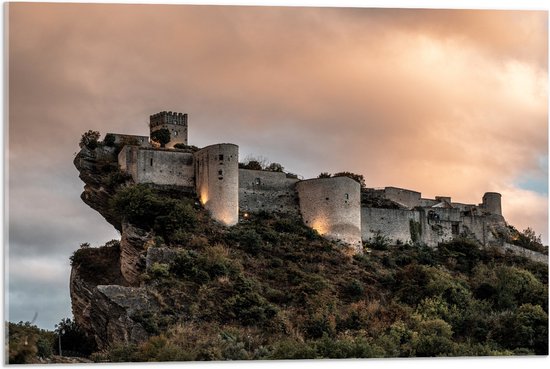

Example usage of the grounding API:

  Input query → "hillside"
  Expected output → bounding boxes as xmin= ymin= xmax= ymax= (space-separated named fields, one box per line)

xmin=62 ymin=141 xmax=550 ymax=361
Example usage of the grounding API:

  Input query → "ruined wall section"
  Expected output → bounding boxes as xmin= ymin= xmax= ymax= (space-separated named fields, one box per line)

xmin=195 ymin=144 xmax=239 ymax=226
xmin=383 ymin=187 xmax=421 ymax=208
xmin=118 ymin=147 xmax=194 ymax=188
xmin=239 ymin=169 xmax=299 ymax=215
xmin=297 ymin=177 xmax=362 ymax=251
xmin=118 ymin=146 xmax=139 ymax=182
xmin=361 ymin=208 xmax=420 ymax=244
xmin=107 ymin=133 xmax=150 ymax=147
xmin=461 ymin=214 xmax=505 ymax=246
xmin=418 ymin=208 xmax=463 ymax=245
xmin=149 ymin=111 xmax=188 ymax=148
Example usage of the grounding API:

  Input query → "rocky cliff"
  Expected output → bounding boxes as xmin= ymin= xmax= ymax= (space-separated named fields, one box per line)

xmin=72 ymin=144 xmax=166 ymax=348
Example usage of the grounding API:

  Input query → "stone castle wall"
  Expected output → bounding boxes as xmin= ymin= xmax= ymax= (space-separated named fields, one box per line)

xmin=107 ymin=133 xmax=150 ymax=147
xmin=195 ymin=144 xmax=239 ymax=226
xmin=361 ymin=207 xmax=420 ymax=244
xmin=296 ymin=177 xmax=362 ymax=250
xmin=384 ymin=187 xmax=421 ymax=208
xmin=238 ymin=169 xmax=299 ymax=215
xmin=118 ymin=146 xmax=194 ymax=188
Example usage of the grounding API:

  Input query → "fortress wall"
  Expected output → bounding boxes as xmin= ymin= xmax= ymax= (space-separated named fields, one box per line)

xmin=108 ymin=133 xmax=150 ymax=147
xmin=501 ymin=243 xmax=548 ymax=264
xmin=135 ymin=148 xmax=194 ymax=188
xmin=419 ymin=208 xmax=462 ymax=245
xmin=238 ymin=169 xmax=299 ymax=215
xmin=450 ymin=202 xmax=476 ymax=211
xmin=195 ymin=144 xmax=239 ymax=226
xmin=296 ymin=177 xmax=362 ymax=250
xmin=418 ymin=199 xmax=438 ymax=207
xmin=361 ymin=207 xmax=420 ymax=244
xmin=461 ymin=214 xmax=505 ymax=246
xmin=384 ymin=187 xmax=421 ymax=208
xmin=118 ymin=146 xmax=139 ymax=182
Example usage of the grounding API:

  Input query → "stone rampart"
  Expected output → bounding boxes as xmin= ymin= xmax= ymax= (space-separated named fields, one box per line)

xmin=297 ymin=177 xmax=362 ymax=251
xmin=195 ymin=144 xmax=239 ymax=226
xmin=118 ymin=146 xmax=194 ymax=188
xmin=238 ymin=169 xmax=299 ymax=215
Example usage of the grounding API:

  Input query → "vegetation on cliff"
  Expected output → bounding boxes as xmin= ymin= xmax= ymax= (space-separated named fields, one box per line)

xmin=66 ymin=183 xmax=548 ymax=361
xmin=12 ymin=143 xmax=546 ymax=364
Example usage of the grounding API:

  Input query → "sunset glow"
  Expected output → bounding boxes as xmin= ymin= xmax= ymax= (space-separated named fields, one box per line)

xmin=6 ymin=2 xmax=548 ymax=329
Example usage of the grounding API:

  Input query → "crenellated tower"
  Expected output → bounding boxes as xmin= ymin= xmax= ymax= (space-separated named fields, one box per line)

xmin=149 ymin=111 xmax=188 ymax=148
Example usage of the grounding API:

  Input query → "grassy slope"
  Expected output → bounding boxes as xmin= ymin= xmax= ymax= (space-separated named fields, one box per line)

xmin=76 ymin=185 xmax=548 ymax=362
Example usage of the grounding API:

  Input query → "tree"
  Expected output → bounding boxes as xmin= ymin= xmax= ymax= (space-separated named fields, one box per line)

xmin=150 ymin=128 xmax=171 ymax=148
xmin=103 ymin=133 xmax=116 ymax=146
xmin=80 ymin=130 xmax=101 ymax=150
xmin=240 ymin=160 xmax=263 ymax=171
xmin=266 ymin=162 xmax=284 ymax=172
xmin=318 ymin=172 xmax=332 ymax=178
xmin=332 ymin=172 xmax=366 ymax=188
xmin=54 ymin=318 xmax=96 ymax=357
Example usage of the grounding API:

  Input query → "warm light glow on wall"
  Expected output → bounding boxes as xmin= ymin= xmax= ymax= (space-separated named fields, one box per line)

xmin=218 ymin=210 xmax=237 ymax=226
xmin=199 ymin=190 xmax=209 ymax=206
xmin=311 ymin=218 xmax=329 ymax=235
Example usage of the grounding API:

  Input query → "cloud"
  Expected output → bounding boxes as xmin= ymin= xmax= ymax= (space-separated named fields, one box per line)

xmin=6 ymin=3 xmax=548 ymax=329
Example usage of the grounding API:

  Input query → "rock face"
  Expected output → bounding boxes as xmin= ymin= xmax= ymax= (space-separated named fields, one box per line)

xmin=73 ymin=145 xmax=123 ymax=231
xmin=120 ymin=223 xmax=153 ymax=286
xmin=72 ymin=144 xmax=162 ymax=348
xmin=90 ymin=286 xmax=160 ymax=350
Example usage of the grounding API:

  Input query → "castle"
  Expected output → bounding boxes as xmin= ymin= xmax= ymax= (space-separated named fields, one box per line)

xmin=111 ymin=111 xmax=507 ymax=254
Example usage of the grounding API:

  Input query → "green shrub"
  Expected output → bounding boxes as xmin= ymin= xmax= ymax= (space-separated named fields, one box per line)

xmin=368 ymin=231 xmax=390 ymax=250
xmin=412 ymin=319 xmax=455 ymax=356
xmin=343 ymin=279 xmax=365 ymax=299
xmin=150 ymin=263 xmax=170 ymax=278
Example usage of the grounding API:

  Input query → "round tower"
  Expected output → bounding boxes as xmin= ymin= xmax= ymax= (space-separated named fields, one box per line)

xmin=149 ymin=111 xmax=188 ymax=148
xmin=194 ymin=143 xmax=239 ymax=226
xmin=482 ymin=192 xmax=502 ymax=216
xmin=296 ymin=176 xmax=362 ymax=252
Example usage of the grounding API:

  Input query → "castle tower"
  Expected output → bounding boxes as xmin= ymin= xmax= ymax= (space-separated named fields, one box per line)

xmin=482 ymin=192 xmax=502 ymax=216
xmin=194 ymin=144 xmax=239 ymax=226
xmin=149 ymin=111 xmax=188 ymax=148
xmin=296 ymin=176 xmax=362 ymax=253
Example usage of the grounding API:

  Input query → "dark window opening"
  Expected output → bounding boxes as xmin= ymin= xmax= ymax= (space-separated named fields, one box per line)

xmin=255 ymin=178 xmax=261 ymax=185
xmin=150 ymin=158 xmax=153 ymax=166
xmin=219 ymin=154 xmax=224 ymax=161
xmin=325 ymin=197 xmax=329 ymax=201
xmin=345 ymin=193 xmax=349 ymax=200
xmin=452 ymin=223 xmax=459 ymax=235
xmin=218 ymin=169 xmax=223 ymax=176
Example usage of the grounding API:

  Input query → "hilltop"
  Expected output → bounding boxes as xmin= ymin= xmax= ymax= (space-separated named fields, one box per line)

xmin=61 ymin=137 xmax=549 ymax=361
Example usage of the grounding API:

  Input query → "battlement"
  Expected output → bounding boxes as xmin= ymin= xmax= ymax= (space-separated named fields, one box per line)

xmin=149 ymin=111 xmax=188 ymax=147
xmin=150 ymin=111 xmax=188 ymax=128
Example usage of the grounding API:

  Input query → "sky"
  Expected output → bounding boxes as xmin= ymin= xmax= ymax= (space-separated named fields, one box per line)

xmin=4 ymin=1 xmax=548 ymax=330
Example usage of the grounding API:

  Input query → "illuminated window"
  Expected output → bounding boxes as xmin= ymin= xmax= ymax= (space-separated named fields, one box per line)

xmin=345 ymin=193 xmax=349 ymax=200
xmin=255 ymin=178 xmax=261 ymax=185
